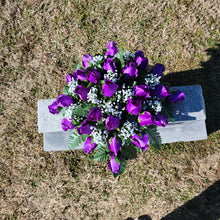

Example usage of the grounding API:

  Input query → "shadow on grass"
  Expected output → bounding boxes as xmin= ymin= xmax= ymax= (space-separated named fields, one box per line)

xmin=162 ymin=44 xmax=220 ymax=134
xmin=126 ymin=181 xmax=220 ymax=220
xmin=125 ymin=45 xmax=220 ymax=220
xmin=161 ymin=180 xmax=220 ymax=220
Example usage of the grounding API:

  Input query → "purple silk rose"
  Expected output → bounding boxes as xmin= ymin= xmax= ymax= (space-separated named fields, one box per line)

xmin=151 ymin=63 xmax=165 ymax=77
xmin=108 ymin=136 xmax=122 ymax=156
xmin=75 ymin=85 xmax=90 ymax=101
xmin=134 ymin=85 xmax=150 ymax=99
xmin=75 ymin=69 xmax=88 ymax=81
xmin=138 ymin=111 xmax=154 ymax=126
xmin=153 ymin=114 xmax=168 ymax=127
xmin=66 ymin=73 xmax=73 ymax=83
xmin=87 ymin=107 xmax=102 ymax=122
xmin=56 ymin=94 xmax=74 ymax=107
xmin=151 ymin=84 xmax=169 ymax=100
xmin=108 ymin=155 xmax=121 ymax=174
xmin=77 ymin=120 xmax=93 ymax=135
xmin=103 ymin=57 xmax=117 ymax=72
xmin=134 ymin=56 xmax=148 ymax=70
xmin=102 ymin=79 xmax=118 ymax=97
xmin=48 ymin=101 xmax=60 ymax=114
xmin=105 ymin=41 xmax=118 ymax=57
xmin=123 ymin=62 xmax=138 ymax=78
xmin=105 ymin=47 xmax=118 ymax=57
xmin=135 ymin=49 xmax=144 ymax=57
xmin=88 ymin=69 xmax=101 ymax=84
xmin=61 ymin=118 xmax=76 ymax=131
xmin=83 ymin=137 xmax=97 ymax=154
xmin=169 ymin=90 xmax=185 ymax=103
xmin=107 ymin=41 xmax=117 ymax=49
xmin=105 ymin=115 xmax=120 ymax=130
xmin=131 ymin=133 xmax=149 ymax=151
xmin=126 ymin=99 xmax=142 ymax=115
xmin=82 ymin=55 xmax=93 ymax=68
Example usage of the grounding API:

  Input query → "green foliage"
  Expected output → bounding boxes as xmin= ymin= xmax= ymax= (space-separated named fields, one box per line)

xmin=64 ymin=85 xmax=69 ymax=95
xmin=121 ymin=140 xmax=137 ymax=160
xmin=162 ymin=102 xmax=175 ymax=122
xmin=59 ymin=107 xmax=68 ymax=117
xmin=74 ymin=63 xmax=81 ymax=71
xmin=71 ymin=104 xmax=94 ymax=117
xmin=113 ymin=160 xmax=127 ymax=178
xmin=143 ymin=126 xmax=162 ymax=149
xmin=68 ymin=133 xmax=87 ymax=150
xmin=114 ymin=49 xmax=125 ymax=68
xmin=93 ymin=145 xmax=110 ymax=162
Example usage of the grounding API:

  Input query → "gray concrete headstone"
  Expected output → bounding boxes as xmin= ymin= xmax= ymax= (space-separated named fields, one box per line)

xmin=38 ymin=85 xmax=207 ymax=151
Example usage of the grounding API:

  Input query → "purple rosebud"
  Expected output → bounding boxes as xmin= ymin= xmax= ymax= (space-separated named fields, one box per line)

xmin=88 ymin=68 xmax=101 ymax=84
xmin=108 ymin=155 xmax=121 ymax=174
xmin=138 ymin=111 xmax=154 ymax=126
xmin=135 ymin=50 xmax=144 ymax=57
xmin=134 ymin=85 xmax=150 ymax=99
xmin=153 ymin=114 xmax=168 ymax=127
xmin=151 ymin=84 xmax=169 ymax=100
xmin=107 ymin=41 xmax=117 ymax=49
xmin=103 ymin=57 xmax=117 ymax=73
xmin=134 ymin=56 xmax=148 ymax=70
xmin=66 ymin=73 xmax=73 ymax=83
xmin=75 ymin=85 xmax=90 ymax=101
xmin=56 ymin=94 xmax=74 ymax=108
xmin=123 ymin=62 xmax=138 ymax=78
xmin=131 ymin=133 xmax=149 ymax=151
xmin=126 ymin=99 xmax=142 ymax=115
xmin=48 ymin=101 xmax=60 ymax=114
xmin=105 ymin=47 xmax=118 ymax=57
xmin=151 ymin=63 xmax=165 ymax=77
xmin=87 ymin=107 xmax=102 ymax=122
xmin=108 ymin=136 xmax=122 ymax=156
xmin=105 ymin=115 xmax=120 ymax=131
xmin=75 ymin=69 xmax=88 ymax=81
xmin=61 ymin=118 xmax=76 ymax=131
xmin=82 ymin=55 xmax=93 ymax=68
xmin=102 ymin=79 xmax=118 ymax=97
xmin=77 ymin=120 xmax=93 ymax=135
xmin=169 ymin=90 xmax=185 ymax=103
xmin=83 ymin=137 xmax=97 ymax=154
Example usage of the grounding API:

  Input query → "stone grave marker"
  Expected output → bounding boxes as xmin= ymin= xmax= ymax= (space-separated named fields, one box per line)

xmin=38 ymin=85 xmax=207 ymax=151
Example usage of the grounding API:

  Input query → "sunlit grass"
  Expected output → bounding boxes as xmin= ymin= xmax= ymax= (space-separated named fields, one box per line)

xmin=0 ymin=0 xmax=219 ymax=219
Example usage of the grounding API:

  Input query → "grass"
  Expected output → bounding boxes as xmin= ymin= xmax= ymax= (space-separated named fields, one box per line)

xmin=0 ymin=0 xmax=220 ymax=219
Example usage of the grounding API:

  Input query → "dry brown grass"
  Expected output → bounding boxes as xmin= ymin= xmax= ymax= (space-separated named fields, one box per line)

xmin=0 ymin=0 xmax=220 ymax=219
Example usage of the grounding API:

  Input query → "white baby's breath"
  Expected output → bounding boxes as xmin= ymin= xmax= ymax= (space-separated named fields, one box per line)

xmin=64 ymin=103 xmax=77 ymax=120
xmin=145 ymin=73 xmax=161 ymax=88
xmin=123 ymin=51 xmax=135 ymax=62
xmin=87 ymin=87 xmax=101 ymax=104
xmin=119 ymin=121 xmax=138 ymax=141
xmin=68 ymin=80 xmax=78 ymax=95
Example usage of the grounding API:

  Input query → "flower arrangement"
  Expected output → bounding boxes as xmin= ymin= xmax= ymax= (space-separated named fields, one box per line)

xmin=48 ymin=41 xmax=185 ymax=176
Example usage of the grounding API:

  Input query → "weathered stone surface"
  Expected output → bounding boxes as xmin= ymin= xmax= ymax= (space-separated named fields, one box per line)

xmin=38 ymin=99 xmax=62 ymax=133
xmin=157 ymin=120 xmax=207 ymax=144
xmin=38 ymin=85 xmax=207 ymax=151
xmin=43 ymin=131 xmax=83 ymax=151
xmin=171 ymin=85 xmax=206 ymax=121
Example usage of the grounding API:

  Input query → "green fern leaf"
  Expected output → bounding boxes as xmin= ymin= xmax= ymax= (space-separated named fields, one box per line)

xmin=161 ymin=103 xmax=175 ymax=122
xmin=71 ymin=105 xmax=93 ymax=118
xmin=121 ymin=141 xmax=137 ymax=160
xmin=68 ymin=133 xmax=87 ymax=150
xmin=93 ymin=145 xmax=110 ymax=162
xmin=144 ymin=126 xmax=162 ymax=149
xmin=114 ymin=49 xmax=125 ymax=68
